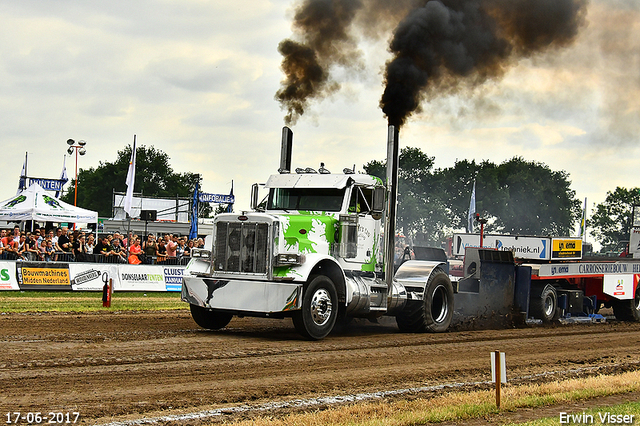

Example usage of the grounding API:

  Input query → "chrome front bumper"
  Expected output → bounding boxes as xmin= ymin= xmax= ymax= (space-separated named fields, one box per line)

xmin=182 ymin=276 xmax=302 ymax=314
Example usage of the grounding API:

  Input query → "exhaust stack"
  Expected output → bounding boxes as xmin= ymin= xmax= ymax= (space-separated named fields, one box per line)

xmin=279 ymin=126 xmax=293 ymax=173
xmin=384 ymin=125 xmax=399 ymax=294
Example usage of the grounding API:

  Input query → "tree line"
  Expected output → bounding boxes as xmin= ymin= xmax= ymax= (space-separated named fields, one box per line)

xmin=365 ymin=147 xmax=640 ymax=251
xmin=65 ymin=144 xmax=638 ymax=252
xmin=364 ymin=147 xmax=584 ymax=245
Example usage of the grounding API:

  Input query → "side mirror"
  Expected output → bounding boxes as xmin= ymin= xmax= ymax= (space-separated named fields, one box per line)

xmin=372 ymin=186 xmax=385 ymax=220
xmin=250 ymin=184 xmax=259 ymax=210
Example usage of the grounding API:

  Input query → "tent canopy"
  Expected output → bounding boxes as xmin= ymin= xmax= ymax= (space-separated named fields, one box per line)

xmin=0 ymin=183 xmax=98 ymax=224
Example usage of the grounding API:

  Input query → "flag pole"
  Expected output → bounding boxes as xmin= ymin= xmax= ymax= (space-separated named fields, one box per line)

xmin=581 ymin=197 xmax=587 ymax=242
xmin=125 ymin=135 xmax=137 ymax=254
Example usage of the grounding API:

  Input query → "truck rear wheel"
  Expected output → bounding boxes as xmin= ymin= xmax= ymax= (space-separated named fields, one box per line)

xmin=292 ymin=275 xmax=338 ymax=340
xmin=612 ymin=285 xmax=640 ymax=322
xmin=529 ymin=283 xmax=559 ymax=323
xmin=190 ymin=304 xmax=233 ymax=330
xmin=396 ymin=268 xmax=454 ymax=333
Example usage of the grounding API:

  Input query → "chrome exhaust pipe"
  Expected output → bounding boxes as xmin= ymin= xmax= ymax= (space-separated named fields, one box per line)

xmin=279 ymin=126 xmax=293 ymax=173
xmin=384 ymin=125 xmax=399 ymax=297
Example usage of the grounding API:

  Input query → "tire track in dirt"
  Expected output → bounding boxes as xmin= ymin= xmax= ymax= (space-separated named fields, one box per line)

xmin=0 ymin=311 xmax=639 ymax=424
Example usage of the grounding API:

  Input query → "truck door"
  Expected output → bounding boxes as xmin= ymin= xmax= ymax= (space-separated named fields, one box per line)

xmin=343 ymin=185 xmax=380 ymax=271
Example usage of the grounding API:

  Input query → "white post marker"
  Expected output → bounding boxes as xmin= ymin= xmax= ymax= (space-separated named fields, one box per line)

xmin=491 ymin=351 xmax=506 ymax=408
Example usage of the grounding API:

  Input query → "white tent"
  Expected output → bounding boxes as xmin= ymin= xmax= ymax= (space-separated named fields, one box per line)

xmin=0 ymin=183 xmax=98 ymax=225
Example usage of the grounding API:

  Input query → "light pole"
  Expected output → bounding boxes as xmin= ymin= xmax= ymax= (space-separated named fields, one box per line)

xmin=66 ymin=139 xmax=87 ymax=206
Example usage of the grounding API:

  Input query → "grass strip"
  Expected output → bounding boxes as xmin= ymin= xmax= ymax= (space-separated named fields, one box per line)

xmin=215 ymin=370 xmax=640 ymax=426
xmin=0 ymin=291 xmax=187 ymax=312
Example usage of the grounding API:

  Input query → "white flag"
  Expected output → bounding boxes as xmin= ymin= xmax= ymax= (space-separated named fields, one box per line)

xmin=17 ymin=153 xmax=27 ymax=194
xmin=55 ymin=156 xmax=68 ymax=198
xmin=467 ymin=180 xmax=476 ymax=233
xmin=124 ymin=136 xmax=137 ymax=216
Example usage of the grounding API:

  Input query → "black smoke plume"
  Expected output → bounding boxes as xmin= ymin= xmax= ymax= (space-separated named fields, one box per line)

xmin=275 ymin=0 xmax=364 ymax=125
xmin=277 ymin=0 xmax=588 ymax=127
xmin=381 ymin=0 xmax=588 ymax=127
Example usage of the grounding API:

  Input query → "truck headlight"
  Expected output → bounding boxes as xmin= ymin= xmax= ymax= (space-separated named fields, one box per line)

xmin=276 ymin=253 xmax=305 ymax=266
xmin=191 ymin=248 xmax=212 ymax=259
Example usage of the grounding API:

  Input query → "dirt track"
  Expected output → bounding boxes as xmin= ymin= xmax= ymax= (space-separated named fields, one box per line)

xmin=1 ymin=310 xmax=639 ymax=425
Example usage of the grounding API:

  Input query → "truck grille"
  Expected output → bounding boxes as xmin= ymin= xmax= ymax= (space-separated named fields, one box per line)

xmin=214 ymin=221 xmax=269 ymax=274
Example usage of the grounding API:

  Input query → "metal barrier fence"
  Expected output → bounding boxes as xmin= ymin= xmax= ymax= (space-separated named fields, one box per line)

xmin=0 ymin=251 xmax=190 ymax=265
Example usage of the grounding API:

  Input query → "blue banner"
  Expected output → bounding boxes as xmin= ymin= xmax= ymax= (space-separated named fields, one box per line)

xmin=29 ymin=178 xmax=66 ymax=192
xmin=199 ymin=193 xmax=235 ymax=204
xmin=189 ymin=182 xmax=198 ymax=240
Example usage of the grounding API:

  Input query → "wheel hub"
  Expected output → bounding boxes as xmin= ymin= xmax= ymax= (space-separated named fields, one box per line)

xmin=432 ymin=284 xmax=449 ymax=323
xmin=310 ymin=288 xmax=333 ymax=326
xmin=544 ymin=295 xmax=555 ymax=317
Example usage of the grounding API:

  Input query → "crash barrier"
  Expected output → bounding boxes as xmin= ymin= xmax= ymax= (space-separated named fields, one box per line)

xmin=0 ymin=259 xmax=188 ymax=292
xmin=1 ymin=251 xmax=190 ymax=265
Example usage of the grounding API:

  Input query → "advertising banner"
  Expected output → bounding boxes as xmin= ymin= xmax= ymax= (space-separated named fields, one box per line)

xmin=629 ymin=228 xmax=640 ymax=255
xmin=28 ymin=178 xmax=65 ymax=192
xmin=198 ymin=193 xmax=235 ymax=204
xmin=163 ymin=266 xmax=185 ymax=292
xmin=603 ymin=274 xmax=636 ymax=300
xmin=17 ymin=262 xmax=71 ymax=290
xmin=118 ymin=265 xmax=167 ymax=291
xmin=551 ymin=238 xmax=582 ymax=260
xmin=536 ymin=262 xmax=640 ymax=278
xmin=1 ymin=262 xmax=187 ymax=292
xmin=69 ymin=264 xmax=120 ymax=291
xmin=454 ymin=234 xmax=549 ymax=261
xmin=0 ymin=261 xmax=19 ymax=290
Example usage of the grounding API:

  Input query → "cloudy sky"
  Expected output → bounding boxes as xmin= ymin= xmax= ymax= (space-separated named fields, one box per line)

xmin=1 ymin=0 xmax=638 ymax=241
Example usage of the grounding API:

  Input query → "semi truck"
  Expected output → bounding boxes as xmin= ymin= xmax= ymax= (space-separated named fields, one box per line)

xmin=181 ymin=125 xmax=640 ymax=339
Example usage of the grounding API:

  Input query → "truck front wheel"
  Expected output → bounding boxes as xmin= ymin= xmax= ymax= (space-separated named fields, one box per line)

xmin=529 ymin=283 xmax=559 ymax=323
xmin=612 ymin=285 xmax=640 ymax=322
xmin=293 ymin=275 xmax=338 ymax=340
xmin=190 ymin=304 xmax=233 ymax=330
xmin=396 ymin=268 xmax=454 ymax=333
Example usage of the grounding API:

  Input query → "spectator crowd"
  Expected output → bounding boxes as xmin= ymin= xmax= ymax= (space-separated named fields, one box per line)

xmin=0 ymin=225 xmax=205 ymax=265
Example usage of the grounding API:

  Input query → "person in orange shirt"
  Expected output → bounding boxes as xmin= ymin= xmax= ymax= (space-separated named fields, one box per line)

xmin=128 ymin=238 xmax=143 ymax=264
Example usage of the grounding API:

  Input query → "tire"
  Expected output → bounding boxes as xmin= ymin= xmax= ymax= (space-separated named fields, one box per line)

xmin=190 ymin=304 xmax=233 ymax=330
xmin=292 ymin=275 xmax=338 ymax=340
xmin=612 ymin=285 xmax=640 ymax=322
xmin=396 ymin=268 xmax=454 ymax=333
xmin=529 ymin=283 xmax=559 ymax=323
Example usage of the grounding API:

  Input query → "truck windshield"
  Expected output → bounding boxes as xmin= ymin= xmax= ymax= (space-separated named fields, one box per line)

xmin=268 ymin=187 xmax=345 ymax=212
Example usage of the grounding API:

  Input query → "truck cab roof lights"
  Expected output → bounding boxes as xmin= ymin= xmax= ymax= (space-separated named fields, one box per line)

xmin=294 ymin=167 xmax=320 ymax=174
xmin=318 ymin=163 xmax=331 ymax=174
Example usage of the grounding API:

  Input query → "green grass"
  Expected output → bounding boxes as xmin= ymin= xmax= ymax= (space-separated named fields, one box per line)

xmin=502 ymin=401 xmax=640 ymax=425
xmin=0 ymin=291 xmax=188 ymax=312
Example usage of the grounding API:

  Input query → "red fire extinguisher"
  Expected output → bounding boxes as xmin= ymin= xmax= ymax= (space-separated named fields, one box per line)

xmin=102 ymin=276 xmax=112 ymax=308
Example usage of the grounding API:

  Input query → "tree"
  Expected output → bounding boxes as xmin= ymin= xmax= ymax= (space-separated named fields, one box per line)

xmin=364 ymin=147 xmax=447 ymax=240
xmin=487 ymin=157 xmax=581 ymax=236
xmin=589 ymin=187 xmax=640 ymax=251
xmin=62 ymin=145 xmax=206 ymax=218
